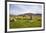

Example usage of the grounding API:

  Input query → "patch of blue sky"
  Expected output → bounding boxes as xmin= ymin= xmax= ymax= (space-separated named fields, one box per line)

xmin=9 ymin=4 xmax=42 ymax=15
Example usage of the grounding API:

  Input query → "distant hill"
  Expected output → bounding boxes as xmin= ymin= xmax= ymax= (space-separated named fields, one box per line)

xmin=32 ymin=14 xmax=42 ymax=16
xmin=10 ymin=13 xmax=41 ymax=16
xmin=18 ymin=13 xmax=32 ymax=16
xmin=18 ymin=13 xmax=41 ymax=16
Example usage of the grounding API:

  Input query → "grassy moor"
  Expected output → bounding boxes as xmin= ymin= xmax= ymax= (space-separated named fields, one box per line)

xmin=9 ymin=13 xmax=42 ymax=28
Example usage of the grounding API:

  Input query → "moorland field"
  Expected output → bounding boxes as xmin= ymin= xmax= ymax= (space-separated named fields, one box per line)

xmin=9 ymin=13 xmax=42 ymax=28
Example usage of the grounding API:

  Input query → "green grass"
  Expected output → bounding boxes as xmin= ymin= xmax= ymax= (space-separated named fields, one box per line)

xmin=9 ymin=16 xmax=42 ymax=29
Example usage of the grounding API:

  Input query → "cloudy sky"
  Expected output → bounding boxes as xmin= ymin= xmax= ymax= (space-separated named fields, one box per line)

xmin=9 ymin=4 xmax=42 ymax=15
